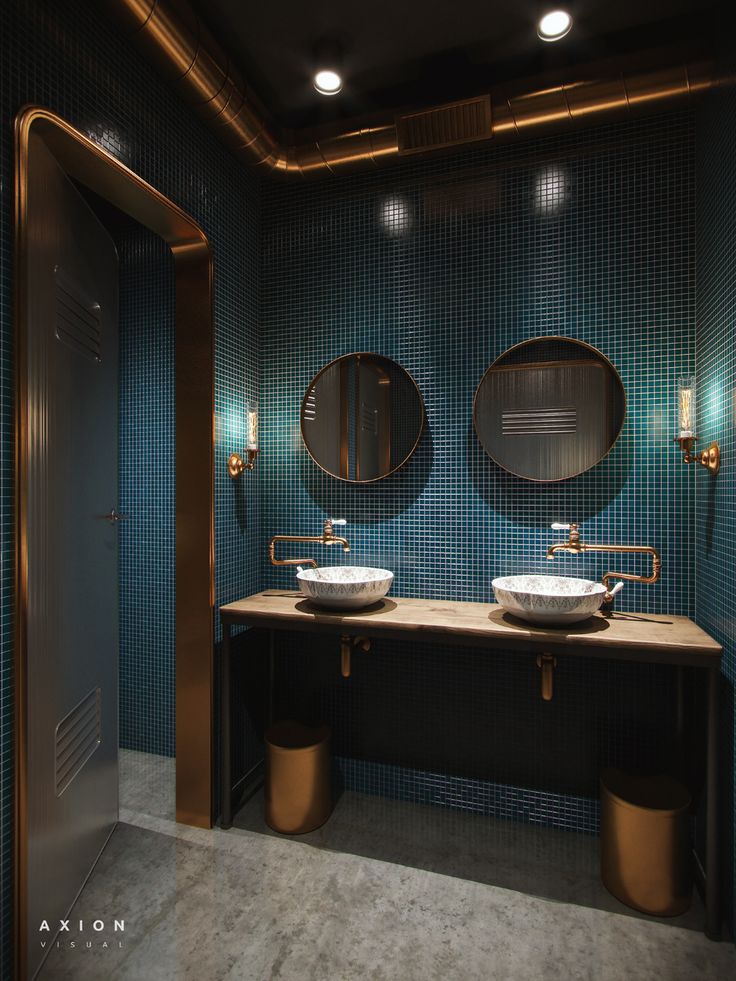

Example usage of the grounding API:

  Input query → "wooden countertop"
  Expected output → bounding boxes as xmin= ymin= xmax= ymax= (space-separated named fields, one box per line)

xmin=220 ymin=592 xmax=722 ymax=668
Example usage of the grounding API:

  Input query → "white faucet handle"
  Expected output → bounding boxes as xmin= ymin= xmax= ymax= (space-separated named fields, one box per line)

xmin=329 ymin=518 xmax=347 ymax=526
xmin=551 ymin=522 xmax=570 ymax=530
xmin=608 ymin=581 xmax=625 ymax=598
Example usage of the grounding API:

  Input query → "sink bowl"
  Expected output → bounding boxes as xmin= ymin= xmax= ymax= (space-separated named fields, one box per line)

xmin=296 ymin=566 xmax=394 ymax=610
xmin=492 ymin=575 xmax=613 ymax=625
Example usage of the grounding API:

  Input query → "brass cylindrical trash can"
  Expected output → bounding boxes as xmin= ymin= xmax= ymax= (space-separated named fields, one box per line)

xmin=265 ymin=721 xmax=331 ymax=834
xmin=600 ymin=768 xmax=692 ymax=916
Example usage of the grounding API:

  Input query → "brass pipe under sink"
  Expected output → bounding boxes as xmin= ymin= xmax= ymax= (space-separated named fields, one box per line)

xmin=536 ymin=653 xmax=557 ymax=701
xmin=340 ymin=635 xmax=371 ymax=678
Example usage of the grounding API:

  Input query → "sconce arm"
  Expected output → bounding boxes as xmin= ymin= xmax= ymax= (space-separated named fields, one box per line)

xmin=228 ymin=448 xmax=259 ymax=477
xmin=675 ymin=436 xmax=720 ymax=475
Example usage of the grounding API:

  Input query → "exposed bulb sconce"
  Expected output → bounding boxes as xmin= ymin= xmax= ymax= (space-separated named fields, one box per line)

xmin=228 ymin=405 xmax=259 ymax=477
xmin=675 ymin=375 xmax=720 ymax=474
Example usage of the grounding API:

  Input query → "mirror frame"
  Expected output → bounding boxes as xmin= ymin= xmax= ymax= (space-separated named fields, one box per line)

xmin=472 ymin=335 xmax=626 ymax=482
xmin=300 ymin=352 xmax=426 ymax=483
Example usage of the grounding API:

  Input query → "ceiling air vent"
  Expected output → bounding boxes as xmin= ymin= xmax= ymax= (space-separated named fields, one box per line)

xmin=396 ymin=95 xmax=492 ymax=155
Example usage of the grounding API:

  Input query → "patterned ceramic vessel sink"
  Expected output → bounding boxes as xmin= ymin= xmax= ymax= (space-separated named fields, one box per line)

xmin=296 ymin=566 xmax=394 ymax=610
xmin=491 ymin=575 xmax=614 ymax=625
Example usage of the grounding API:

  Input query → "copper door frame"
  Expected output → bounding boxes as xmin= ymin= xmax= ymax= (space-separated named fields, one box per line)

xmin=14 ymin=105 xmax=215 ymax=978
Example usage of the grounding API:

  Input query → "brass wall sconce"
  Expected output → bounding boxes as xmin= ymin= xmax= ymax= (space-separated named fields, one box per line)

xmin=228 ymin=405 xmax=259 ymax=477
xmin=227 ymin=448 xmax=259 ymax=477
xmin=675 ymin=376 xmax=720 ymax=475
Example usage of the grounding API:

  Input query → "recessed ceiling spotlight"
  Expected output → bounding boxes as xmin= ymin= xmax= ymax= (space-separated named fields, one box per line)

xmin=537 ymin=10 xmax=573 ymax=42
xmin=313 ymin=69 xmax=343 ymax=95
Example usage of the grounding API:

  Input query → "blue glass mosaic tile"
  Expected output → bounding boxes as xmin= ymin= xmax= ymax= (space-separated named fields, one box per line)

xmin=259 ymin=110 xmax=699 ymax=858
xmin=695 ymin=59 xmax=736 ymax=939
xmin=335 ymin=757 xmax=601 ymax=834
xmin=261 ymin=112 xmax=697 ymax=617
xmin=270 ymin=630 xmax=681 ymax=834
xmin=118 ymin=227 xmax=176 ymax=758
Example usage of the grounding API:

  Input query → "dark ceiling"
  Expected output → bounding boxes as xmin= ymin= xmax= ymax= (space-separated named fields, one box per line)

xmin=190 ymin=0 xmax=721 ymax=131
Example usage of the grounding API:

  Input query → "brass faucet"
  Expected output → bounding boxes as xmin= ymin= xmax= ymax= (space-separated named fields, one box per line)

xmin=269 ymin=518 xmax=351 ymax=569
xmin=546 ymin=523 xmax=661 ymax=603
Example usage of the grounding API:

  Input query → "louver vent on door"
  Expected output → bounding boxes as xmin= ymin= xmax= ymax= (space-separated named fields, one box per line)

xmin=502 ymin=407 xmax=577 ymax=436
xmin=361 ymin=403 xmax=378 ymax=434
xmin=54 ymin=267 xmax=102 ymax=362
xmin=55 ymin=688 xmax=102 ymax=797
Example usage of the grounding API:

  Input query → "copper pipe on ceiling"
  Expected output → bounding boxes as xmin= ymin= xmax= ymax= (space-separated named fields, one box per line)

xmin=106 ymin=0 xmax=713 ymax=177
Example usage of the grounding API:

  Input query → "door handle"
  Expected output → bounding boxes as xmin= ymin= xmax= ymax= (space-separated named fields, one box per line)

xmin=96 ymin=508 xmax=128 ymax=524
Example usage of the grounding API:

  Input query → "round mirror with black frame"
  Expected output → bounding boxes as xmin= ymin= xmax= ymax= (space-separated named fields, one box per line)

xmin=473 ymin=336 xmax=626 ymax=482
xmin=301 ymin=353 xmax=425 ymax=483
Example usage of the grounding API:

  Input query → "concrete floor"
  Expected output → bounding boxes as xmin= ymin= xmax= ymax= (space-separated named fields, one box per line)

xmin=234 ymin=785 xmax=708 ymax=931
xmin=119 ymin=748 xmax=176 ymax=821
xmin=37 ymin=752 xmax=736 ymax=981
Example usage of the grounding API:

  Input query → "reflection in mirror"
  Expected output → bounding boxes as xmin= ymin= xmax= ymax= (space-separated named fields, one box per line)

xmin=473 ymin=337 xmax=625 ymax=482
xmin=301 ymin=353 xmax=425 ymax=482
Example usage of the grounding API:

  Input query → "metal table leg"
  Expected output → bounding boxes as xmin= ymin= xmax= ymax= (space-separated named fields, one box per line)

xmin=705 ymin=664 xmax=720 ymax=940
xmin=676 ymin=666 xmax=685 ymax=754
xmin=268 ymin=629 xmax=275 ymax=727
xmin=221 ymin=618 xmax=232 ymax=829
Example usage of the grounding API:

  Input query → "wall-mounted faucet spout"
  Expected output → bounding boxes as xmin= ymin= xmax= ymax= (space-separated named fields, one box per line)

xmin=546 ymin=522 xmax=661 ymax=603
xmin=269 ymin=518 xmax=351 ymax=568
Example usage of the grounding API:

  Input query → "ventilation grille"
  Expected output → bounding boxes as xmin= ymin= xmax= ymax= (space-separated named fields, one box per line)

xmin=55 ymin=688 xmax=101 ymax=797
xmin=361 ymin=403 xmax=378 ymax=435
xmin=54 ymin=267 xmax=102 ymax=362
xmin=397 ymin=96 xmax=492 ymax=154
xmin=502 ymin=407 xmax=577 ymax=436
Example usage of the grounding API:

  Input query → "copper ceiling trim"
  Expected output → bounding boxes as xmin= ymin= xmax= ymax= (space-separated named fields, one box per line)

xmin=106 ymin=0 xmax=714 ymax=176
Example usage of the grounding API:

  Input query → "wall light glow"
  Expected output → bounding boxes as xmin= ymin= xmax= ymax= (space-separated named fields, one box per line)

xmin=379 ymin=194 xmax=413 ymax=237
xmin=533 ymin=165 xmax=569 ymax=216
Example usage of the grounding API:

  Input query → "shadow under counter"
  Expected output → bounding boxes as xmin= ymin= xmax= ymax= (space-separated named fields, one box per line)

xmin=231 ymin=786 xmax=705 ymax=933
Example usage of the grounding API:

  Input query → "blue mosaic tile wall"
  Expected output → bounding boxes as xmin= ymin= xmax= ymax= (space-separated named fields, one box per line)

xmin=118 ymin=227 xmax=176 ymax=757
xmin=261 ymin=111 xmax=698 ymax=834
xmin=334 ymin=757 xmax=602 ymax=833
xmin=695 ymin=62 xmax=736 ymax=938
xmin=0 ymin=0 xmax=263 ymax=973
xmin=271 ymin=630 xmax=681 ymax=833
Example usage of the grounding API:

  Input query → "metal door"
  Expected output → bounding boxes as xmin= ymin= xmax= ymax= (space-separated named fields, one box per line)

xmin=24 ymin=131 xmax=119 ymax=979
xmin=356 ymin=358 xmax=390 ymax=481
